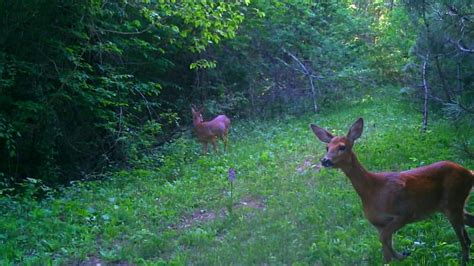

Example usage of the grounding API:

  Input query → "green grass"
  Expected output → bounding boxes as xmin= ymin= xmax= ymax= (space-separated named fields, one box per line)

xmin=1 ymin=90 xmax=473 ymax=265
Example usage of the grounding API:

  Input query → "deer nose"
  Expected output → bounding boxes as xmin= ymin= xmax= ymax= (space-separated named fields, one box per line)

xmin=321 ymin=157 xmax=333 ymax=167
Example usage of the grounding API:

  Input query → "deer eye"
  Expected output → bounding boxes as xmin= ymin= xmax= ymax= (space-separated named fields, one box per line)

xmin=339 ymin=145 xmax=346 ymax=151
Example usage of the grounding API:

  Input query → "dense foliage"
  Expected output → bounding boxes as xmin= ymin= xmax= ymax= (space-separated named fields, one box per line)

xmin=0 ymin=0 xmax=247 ymax=185
xmin=402 ymin=0 xmax=474 ymax=121
xmin=199 ymin=0 xmax=377 ymax=116
xmin=1 ymin=0 xmax=385 ymax=186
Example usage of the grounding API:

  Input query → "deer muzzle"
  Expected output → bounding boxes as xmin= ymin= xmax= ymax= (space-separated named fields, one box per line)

xmin=321 ymin=157 xmax=334 ymax=167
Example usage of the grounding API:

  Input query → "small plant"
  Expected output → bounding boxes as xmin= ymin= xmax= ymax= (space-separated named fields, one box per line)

xmin=227 ymin=168 xmax=236 ymax=215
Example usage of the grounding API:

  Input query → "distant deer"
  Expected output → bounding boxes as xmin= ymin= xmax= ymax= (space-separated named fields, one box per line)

xmin=310 ymin=118 xmax=474 ymax=265
xmin=191 ymin=105 xmax=230 ymax=154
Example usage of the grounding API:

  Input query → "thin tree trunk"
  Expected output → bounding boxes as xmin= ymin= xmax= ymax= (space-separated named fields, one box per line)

xmin=421 ymin=0 xmax=430 ymax=132
xmin=422 ymin=57 xmax=429 ymax=132
xmin=308 ymin=75 xmax=318 ymax=112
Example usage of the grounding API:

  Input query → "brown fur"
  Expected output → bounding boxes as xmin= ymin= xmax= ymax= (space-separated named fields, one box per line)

xmin=310 ymin=118 xmax=474 ymax=265
xmin=191 ymin=107 xmax=230 ymax=154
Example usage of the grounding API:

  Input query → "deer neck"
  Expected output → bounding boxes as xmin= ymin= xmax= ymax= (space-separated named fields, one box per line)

xmin=193 ymin=118 xmax=203 ymax=127
xmin=339 ymin=152 xmax=376 ymax=201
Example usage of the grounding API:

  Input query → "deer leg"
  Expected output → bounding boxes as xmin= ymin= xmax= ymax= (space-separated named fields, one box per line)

xmin=211 ymin=137 xmax=218 ymax=153
xmin=202 ymin=142 xmax=208 ymax=154
xmin=377 ymin=217 xmax=408 ymax=263
xmin=223 ymin=134 xmax=228 ymax=152
xmin=465 ymin=228 xmax=471 ymax=249
xmin=461 ymin=212 xmax=472 ymax=247
xmin=445 ymin=209 xmax=470 ymax=265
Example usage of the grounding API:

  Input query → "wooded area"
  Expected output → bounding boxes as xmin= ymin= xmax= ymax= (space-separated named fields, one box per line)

xmin=1 ymin=0 xmax=473 ymax=188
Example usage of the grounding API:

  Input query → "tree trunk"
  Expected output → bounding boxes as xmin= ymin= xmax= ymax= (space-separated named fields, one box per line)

xmin=308 ymin=75 xmax=318 ymax=112
xmin=422 ymin=58 xmax=429 ymax=132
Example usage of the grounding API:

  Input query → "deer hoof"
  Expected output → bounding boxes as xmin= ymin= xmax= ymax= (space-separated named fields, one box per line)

xmin=394 ymin=251 xmax=409 ymax=260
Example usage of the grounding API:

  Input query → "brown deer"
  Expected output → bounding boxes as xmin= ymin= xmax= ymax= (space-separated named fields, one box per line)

xmin=310 ymin=118 xmax=474 ymax=265
xmin=191 ymin=105 xmax=230 ymax=154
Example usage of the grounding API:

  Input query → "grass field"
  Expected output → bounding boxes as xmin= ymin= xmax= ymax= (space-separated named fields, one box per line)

xmin=1 ymin=90 xmax=473 ymax=265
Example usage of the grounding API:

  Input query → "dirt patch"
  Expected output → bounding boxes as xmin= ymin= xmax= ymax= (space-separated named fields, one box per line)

xmin=178 ymin=208 xmax=225 ymax=229
xmin=233 ymin=196 xmax=266 ymax=210
xmin=177 ymin=196 xmax=266 ymax=229
xmin=75 ymin=257 xmax=134 ymax=266
xmin=296 ymin=157 xmax=321 ymax=173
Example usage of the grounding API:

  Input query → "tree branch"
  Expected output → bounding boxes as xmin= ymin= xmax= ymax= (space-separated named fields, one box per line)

xmin=275 ymin=57 xmax=305 ymax=75
xmin=457 ymin=41 xmax=474 ymax=53
xmin=282 ymin=48 xmax=310 ymax=75
xmin=280 ymin=48 xmax=319 ymax=112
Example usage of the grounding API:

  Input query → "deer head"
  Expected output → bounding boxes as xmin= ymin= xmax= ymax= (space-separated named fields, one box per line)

xmin=310 ymin=118 xmax=363 ymax=168
xmin=191 ymin=105 xmax=204 ymax=124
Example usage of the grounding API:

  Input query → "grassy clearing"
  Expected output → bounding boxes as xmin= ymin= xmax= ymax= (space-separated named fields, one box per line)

xmin=1 ymin=90 xmax=473 ymax=265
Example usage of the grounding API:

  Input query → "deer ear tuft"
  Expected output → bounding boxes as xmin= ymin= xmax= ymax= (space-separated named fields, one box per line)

xmin=310 ymin=124 xmax=334 ymax=143
xmin=347 ymin=118 xmax=364 ymax=142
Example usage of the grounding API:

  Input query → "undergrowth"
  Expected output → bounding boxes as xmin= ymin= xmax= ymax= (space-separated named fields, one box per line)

xmin=1 ymin=90 xmax=473 ymax=265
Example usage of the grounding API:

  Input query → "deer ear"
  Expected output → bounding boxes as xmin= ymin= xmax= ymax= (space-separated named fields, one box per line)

xmin=310 ymin=124 xmax=334 ymax=143
xmin=347 ymin=118 xmax=364 ymax=142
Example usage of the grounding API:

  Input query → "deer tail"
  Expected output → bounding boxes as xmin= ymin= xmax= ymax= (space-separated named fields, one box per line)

xmin=464 ymin=170 xmax=474 ymax=227
xmin=466 ymin=170 xmax=474 ymax=227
